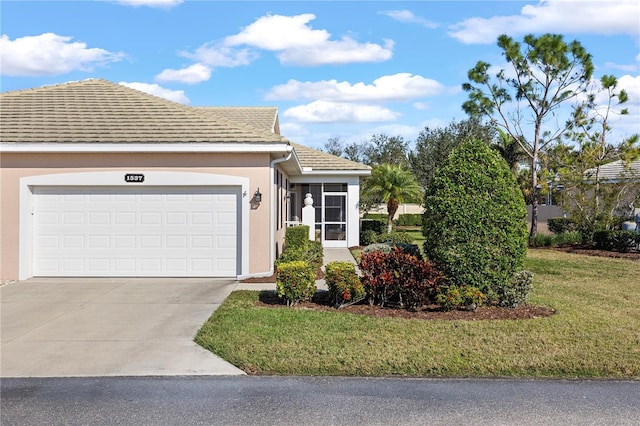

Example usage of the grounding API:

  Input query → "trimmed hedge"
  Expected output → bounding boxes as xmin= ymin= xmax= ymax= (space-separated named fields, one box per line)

xmin=278 ymin=226 xmax=323 ymax=272
xmin=397 ymin=214 xmax=423 ymax=226
xmin=361 ymin=219 xmax=386 ymax=234
xmin=422 ymin=139 xmax=528 ymax=303
xmin=593 ymin=230 xmax=640 ymax=253
xmin=285 ymin=225 xmax=310 ymax=250
xmin=375 ymin=231 xmax=414 ymax=245
xmin=363 ymin=213 xmax=389 ymax=222
xmin=276 ymin=261 xmax=316 ymax=306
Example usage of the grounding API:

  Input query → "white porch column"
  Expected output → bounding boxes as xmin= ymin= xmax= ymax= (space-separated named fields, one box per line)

xmin=301 ymin=192 xmax=315 ymax=241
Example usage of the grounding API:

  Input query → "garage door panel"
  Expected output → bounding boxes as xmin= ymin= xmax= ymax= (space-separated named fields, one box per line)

xmin=33 ymin=186 xmax=238 ymax=277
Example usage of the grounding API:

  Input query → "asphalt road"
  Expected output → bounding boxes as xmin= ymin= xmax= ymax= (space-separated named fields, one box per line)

xmin=2 ymin=376 xmax=638 ymax=425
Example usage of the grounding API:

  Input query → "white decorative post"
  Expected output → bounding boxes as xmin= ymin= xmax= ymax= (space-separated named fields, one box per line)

xmin=301 ymin=192 xmax=315 ymax=241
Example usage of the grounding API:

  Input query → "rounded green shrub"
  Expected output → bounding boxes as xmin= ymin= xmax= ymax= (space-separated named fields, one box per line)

xmin=325 ymin=261 xmax=365 ymax=308
xmin=422 ymin=139 xmax=528 ymax=301
xmin=276 ymin=261 xmax=317 ymax=306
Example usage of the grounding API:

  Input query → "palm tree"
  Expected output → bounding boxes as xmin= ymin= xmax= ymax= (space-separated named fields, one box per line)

xmin=493 ymin=129 xmax=527 ymax=175
xmin=363 ymin=163 xmax=423 ymax=233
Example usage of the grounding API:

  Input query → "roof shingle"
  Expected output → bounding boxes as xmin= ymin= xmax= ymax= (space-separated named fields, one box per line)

xmin=1 ymin=79 xmax=370 ymax=173
xmin=0 ymin=79 xmax=288 ymax=144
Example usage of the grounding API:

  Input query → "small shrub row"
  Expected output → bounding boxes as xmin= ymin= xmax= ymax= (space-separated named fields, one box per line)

xmin=275 ymin=227 xmax=324 ymax=306
xmin=359 ymin=246 xmax=443 ymax=309
xmin=325 ymin=261 xmax=365 ymax=308
xmin=529 ymin=231 xmax=582 ymax=248
xmin=593 ymin=230 xmax=640 ymax=253
xmin=277 ymin=227 xmax=324 ymax=270
xmin=360 ymin=230 xmax=414 ymax=246
xmin=397 ymin=214 xmax=423 ymax=227
xmin=375 ymin=231 xmax=414 ymax=245
xmin=363 ymin=213 xmax=389 ymax=222
xmin=547 ymin=217 xmax=575 ymax=234
xmin=284 ymin=225 xmax=310 ymax=251
xmin=436 ymin=285 xmax=487 ymax=312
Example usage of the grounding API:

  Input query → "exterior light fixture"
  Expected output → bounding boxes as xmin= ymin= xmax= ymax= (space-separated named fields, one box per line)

xmin=254 ymin=188 xmax=262 ymax=203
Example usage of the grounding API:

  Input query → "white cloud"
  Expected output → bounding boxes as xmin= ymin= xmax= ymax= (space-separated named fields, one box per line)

xmin=266 ymin=73 xmax=445 ymax=102
xmin=604 ymin=62 xmax=638 ymax=73
xmin=449 ymin=0 xmax=640 ymax=44
xmin=277 ymin=38 xmax=394 ymax=66
xmin=223 ymin=13 xmax=393 ymax=66
xmin=119 ymin=81 xmax=189 ymax=104
xmin=225 ymin=13 xmax=329 ymax=51
xmin=155 ymin=63 xmax=211 ymax=84
xmin=116 ymin=0 xmax=182 ymax=9
xmin=173 ymin=13 xmax=394 ymax=79
xmin=592 ymin=74 xmax=640 ymax=142
xmin=181 ymin=44 xmax=257 ymax=67
xmin=0 ymin=33 xmax=124 ymax=76
xmin=283 ymin=100 xmax=399 ymax=123
xmin=381 ymin=10 xmax=438 ymax=29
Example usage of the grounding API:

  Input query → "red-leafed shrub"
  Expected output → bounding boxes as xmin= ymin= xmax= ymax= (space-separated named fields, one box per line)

xmin=359 ymin=247 xmax=443 ymax=309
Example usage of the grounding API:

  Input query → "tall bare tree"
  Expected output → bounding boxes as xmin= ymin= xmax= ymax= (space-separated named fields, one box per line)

xmin=462 ymin=33 xmax=594 ymax=238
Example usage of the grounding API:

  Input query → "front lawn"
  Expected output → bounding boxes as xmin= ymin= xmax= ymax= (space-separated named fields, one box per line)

xmin=195 ymin=249 xmax=640 ymax=378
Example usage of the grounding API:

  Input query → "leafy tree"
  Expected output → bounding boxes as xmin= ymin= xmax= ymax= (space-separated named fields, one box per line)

xmin=363 ymin=164 xmax=423 ymax=233
xmin=322 ymin=134 xmax=409 ymax=167
xmin=409 ymin=118 xmax=496 ymax=188
xmin=364 ymin=134 xmax=410 ymax=167
xmin=550 ymin=75 xmax=640 ymax=239
xmin=423 ymin=139 xmax=528 ymax=302
xmin=343 ymin=141 xmax=366 ymax=163
xmin=462 ymin=33 xmax=594 ymax=238
xmin=323 ymin=135 xmax=345 ymax=157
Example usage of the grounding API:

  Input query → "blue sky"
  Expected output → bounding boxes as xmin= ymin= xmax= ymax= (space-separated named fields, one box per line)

xmin=2 ymin=0 xmax=639 ymax=150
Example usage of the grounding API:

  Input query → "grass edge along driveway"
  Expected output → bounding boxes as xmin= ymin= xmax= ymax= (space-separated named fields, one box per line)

xmin=195 ymin=249 xmax=640 ymax=378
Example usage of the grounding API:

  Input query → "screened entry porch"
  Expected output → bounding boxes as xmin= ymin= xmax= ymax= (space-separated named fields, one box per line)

xmin=287 ymin=182 xmax=355 ymax=248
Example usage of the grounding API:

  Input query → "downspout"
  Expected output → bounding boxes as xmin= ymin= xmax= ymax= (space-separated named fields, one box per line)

xmin=268 ymin=149 xmax=294 ymax=276
xmin=240 ymin=147 xmax=293 ymax=279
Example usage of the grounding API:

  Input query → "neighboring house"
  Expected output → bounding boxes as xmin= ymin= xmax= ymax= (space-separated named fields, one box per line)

xmin=0 ymin=79 xmax=370 ymax=281
xmin=584 ymin=158 xmax=640 ymax=215
xmin=585 ymin=159 xmax=640 ymax=183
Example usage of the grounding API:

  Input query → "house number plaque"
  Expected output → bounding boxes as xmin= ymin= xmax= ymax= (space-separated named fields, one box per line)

xmin=124 ymin=173 xmax=145 ymax=183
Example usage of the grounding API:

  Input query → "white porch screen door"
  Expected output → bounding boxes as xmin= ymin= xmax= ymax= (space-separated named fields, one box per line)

xmin=323 ymin=194 xmax=347 ymax=247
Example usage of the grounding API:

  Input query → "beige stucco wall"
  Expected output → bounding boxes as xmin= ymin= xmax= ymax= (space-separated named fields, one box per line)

xmin=0 ymin=152 xmax=275 ymax=280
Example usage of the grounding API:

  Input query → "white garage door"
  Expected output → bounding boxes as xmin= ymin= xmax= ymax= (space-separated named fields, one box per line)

xmin=32 ymin=186 xmax=238 ymax=277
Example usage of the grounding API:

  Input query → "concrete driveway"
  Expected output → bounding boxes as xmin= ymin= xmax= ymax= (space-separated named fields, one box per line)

xmin=1 ymin=278 xmax=245 ymax=377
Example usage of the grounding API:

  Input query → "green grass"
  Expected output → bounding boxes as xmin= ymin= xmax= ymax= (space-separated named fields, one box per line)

xmin=398 ymin=226 xmax=425 ymax=244
xmin=195 ymin=249 xmax=640 ymax=378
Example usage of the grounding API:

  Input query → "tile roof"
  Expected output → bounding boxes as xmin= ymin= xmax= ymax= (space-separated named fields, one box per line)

xmin=198 ymin=107 xmax=370 ymax=172
xmin=1 ymin=78 xmax=370 ymax=173
xmin=194 ymin=107 xmax=280 ymax=135
xmin=291 ymin=143 xmax=371 ymax=171
xmin=0 ymin=79 xmax=288 ymax=144
xmin=585 ymin=159 xmax=640 ymax=182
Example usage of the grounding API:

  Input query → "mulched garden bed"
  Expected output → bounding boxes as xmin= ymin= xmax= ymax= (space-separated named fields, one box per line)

xmin=244 ymin=245 xmax=637 ymax=320
xmin=255 ymin=291 xmax=555 ymax=321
